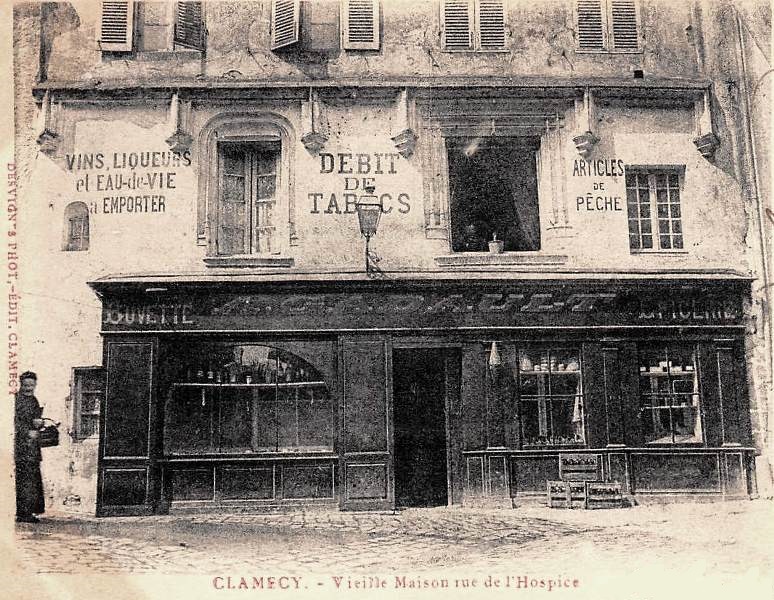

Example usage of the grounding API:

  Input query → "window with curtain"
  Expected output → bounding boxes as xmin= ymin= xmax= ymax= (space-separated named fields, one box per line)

xmin=487 ymin=344 xmax=585 ymax=448
xmin=447 ymin=137 xmax=541 ymax=252
xmin=638 ymin=345 xmax=703 ymax=444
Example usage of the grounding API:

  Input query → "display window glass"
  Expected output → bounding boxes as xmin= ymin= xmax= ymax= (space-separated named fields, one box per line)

xmin=164 ymin=344 xmax=333 ymax=454
xmin=638 ymin=345 xmax=703 ymax=444
xmin=488 ymin=344 xmax=585 ymax=448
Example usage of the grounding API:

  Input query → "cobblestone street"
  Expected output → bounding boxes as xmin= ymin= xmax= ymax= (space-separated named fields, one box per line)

xmin=5 ymin=500 xmax=773 ymax=600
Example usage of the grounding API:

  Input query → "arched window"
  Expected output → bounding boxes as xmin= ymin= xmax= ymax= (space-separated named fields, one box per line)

xmin=197 ymin=113 xmax=297 ymax=266
xmin=164 ymin=344 xmax=333 ymax=454
xmin=63 ymin=201 xmax=89 ymax=251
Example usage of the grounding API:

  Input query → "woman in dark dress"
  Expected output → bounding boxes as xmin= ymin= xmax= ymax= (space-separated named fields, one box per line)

xmin=15 ymin=371 xmax=45 ymax=523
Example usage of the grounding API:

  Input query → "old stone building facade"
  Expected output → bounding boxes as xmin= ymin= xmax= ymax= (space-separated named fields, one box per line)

xmin=11 ymin=0 xmax=772 ymax=515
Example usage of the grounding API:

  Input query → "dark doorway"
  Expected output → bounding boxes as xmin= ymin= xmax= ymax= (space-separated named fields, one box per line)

xmin=392 ymin=349 xmax=449 ymax=507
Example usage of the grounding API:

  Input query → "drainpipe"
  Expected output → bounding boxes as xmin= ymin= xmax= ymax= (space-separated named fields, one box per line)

xmin=734 ymin=6 xmax=774 ymax=491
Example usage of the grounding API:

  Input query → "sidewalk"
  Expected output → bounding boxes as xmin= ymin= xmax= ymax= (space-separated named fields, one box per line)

xmin=6 ymin=500 xmax=774 ymax=600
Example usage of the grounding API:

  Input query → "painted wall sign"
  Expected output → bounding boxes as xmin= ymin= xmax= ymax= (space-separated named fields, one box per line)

xmin=98 ymin=284 xmax=745 ymax=332
xmin=573 ymin=158 xmax=624 ymax=213
xmin=309 ymin=151 xmax=412 ymax=215
xmin=65 ymin=150 xmax=192 ymax=215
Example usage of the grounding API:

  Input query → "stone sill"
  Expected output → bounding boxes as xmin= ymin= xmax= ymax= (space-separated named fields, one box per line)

xmin=203 ymin=256 xmax=295 ymax=269
xmin=435 ymin=253 xmax=569 ymax=268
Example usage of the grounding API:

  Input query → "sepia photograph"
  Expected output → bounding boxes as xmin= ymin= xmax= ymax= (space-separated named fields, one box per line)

xmin=3 ymin=1 xmax=773 ymax=598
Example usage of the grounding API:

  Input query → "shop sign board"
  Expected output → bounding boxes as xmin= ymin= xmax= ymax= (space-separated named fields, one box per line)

xmin=98 ymin=284 xmax=745 ymax=332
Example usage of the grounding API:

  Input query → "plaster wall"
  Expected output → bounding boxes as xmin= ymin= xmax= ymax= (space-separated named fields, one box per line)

xmin=41 ymin=0 xmax=700 ymax=85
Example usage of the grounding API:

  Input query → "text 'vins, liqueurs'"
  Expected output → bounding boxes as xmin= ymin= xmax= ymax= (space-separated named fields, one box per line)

xmin=64 ymin=151 xmax=192 ymax=214
xmin=309 ymin=152 xmax=412 ymax=215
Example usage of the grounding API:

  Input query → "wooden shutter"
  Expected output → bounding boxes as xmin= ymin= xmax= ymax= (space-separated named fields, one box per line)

xmin=610 ymin=0 xmax=639 ymax=51
xmin=218 ymin=146 xmax=248 ymax=256
xmin=174 ymin=1 xmax=205 ymax=50
xmin=342 ymin=0 xmax=380 ymax=50
xmin=272 ymin=0 xmax=300 ymax=50
xmin=100 ymin=1 xmax=134 ymax=51
xmin=442 ymin=0 xmax=473 ymax=51
xmin=576 ymin=0 xmax=605 ymax=50
xmin=477 ymin=0 xmax=505 ymax=50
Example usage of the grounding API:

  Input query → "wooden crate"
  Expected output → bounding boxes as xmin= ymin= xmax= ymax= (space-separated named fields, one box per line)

xmin=546 ymin=480 xmax=587 ymax=509
xmin=559 ymin=453 xmax=601 ymax=481
xmin=584 ymin=482 xmax=624 ymax=509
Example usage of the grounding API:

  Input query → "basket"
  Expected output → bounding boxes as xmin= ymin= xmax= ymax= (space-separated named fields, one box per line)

xmin=38 ymin=418 xmax=60 ymax=448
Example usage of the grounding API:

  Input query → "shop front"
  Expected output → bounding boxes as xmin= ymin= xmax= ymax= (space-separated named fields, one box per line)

xmin=91 ymin=276 xmax=755 ymax=516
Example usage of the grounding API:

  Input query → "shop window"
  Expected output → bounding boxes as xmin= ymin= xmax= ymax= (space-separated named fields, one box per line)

xmin=99 ymin=1 xmax=205 ymax=53
xmin=63 ymin=202 xmax=90 ymax=251
xmin=638 ymin=346 xmax=703 ymax=444
xmin=442 ymin=0 xmax=506 ymax=51
xmin=576 ymin=0 xmax=640 ymax=53
xmin=217 ymin=143 xmax=279 ymax=256
xmin=164 ymin=344 xmax=333 ymax=454
xmin=447 ymin=137 xmax=540 ymax=252
xmin=71 ymin=367 xmax=105 ymax=440
xmin=514 ymin=349 xmax=585 ymax=448
xmin=626 ymin=168 xmax=684 ymax=251
xmin=489 ymin=345 xmax=585 ymax=448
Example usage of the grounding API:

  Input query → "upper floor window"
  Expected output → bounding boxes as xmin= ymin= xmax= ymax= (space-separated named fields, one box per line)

xmin=199 ymin=113 xmax=296 ymax=264
xmin=271 ymin=0 xmax=381 ymax=51
xmin=638 ymin=345 xmax=703 ymax=444
xmin=341 ymin=0 xmax=380 ymax=49
xmin=576 ymin=0 xmax=639 ymax=52
xmin=442 ymin=0 xmax=506 ymax=52
xmin=217 ymin=143 xmax=279 ymax=256
xmin=63 ymin=202 xmax=89 ymax=251
xmin=626 ymin=168 xmax=684 ymax=252
xmin=99 ymin=1 xmax=205 ymax=53
xmin=447 ymin=137 xmax=540 ymax=252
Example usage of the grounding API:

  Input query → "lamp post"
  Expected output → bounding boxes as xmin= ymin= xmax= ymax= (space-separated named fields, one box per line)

xmin=355 ymin=186 xmax=382 ymax=275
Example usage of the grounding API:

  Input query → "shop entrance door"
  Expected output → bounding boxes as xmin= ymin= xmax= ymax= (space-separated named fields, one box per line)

xmin=392 ymin=348 xmax=453 ymax=507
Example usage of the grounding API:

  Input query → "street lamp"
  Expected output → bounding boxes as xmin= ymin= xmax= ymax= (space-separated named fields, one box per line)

xmin=355 ymin=186 xmax=382 ymax=275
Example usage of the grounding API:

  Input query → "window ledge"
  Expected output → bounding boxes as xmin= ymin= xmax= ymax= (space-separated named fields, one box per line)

xmin=134 ymin=50 xmax=203 ymax=62
xmin=631 ymin=250 xmax=689 ymax=256
xmin=203 ymin=256 xmax=295 ymax=269
xmin=435 ymin=253 xmax=568 ymax=268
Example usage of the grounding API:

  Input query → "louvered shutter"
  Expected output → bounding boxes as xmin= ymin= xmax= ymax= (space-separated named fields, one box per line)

xmin=477 ymin=0 xmax=505 ymax=50
xmin=443 ymin=0 xmax=473 ymax=51
xmin=610 ymin=0 xmax=639 ymax=51
xmin=342 ymin=0 xmax=380 ymax=50
xmin=576 ymin=0 xmax=605 ymax=50
xmin=99 ymin=1 xmax=134 ymax=51
xmin=272 ymin=0 xmax=300 ymax=50
xmin=174 ymin=1 xmax=205 ymax=50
